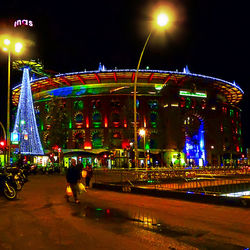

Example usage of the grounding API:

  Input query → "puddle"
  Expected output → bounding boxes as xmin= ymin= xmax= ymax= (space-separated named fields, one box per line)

xmin=71 ymin=204 xmax=249 ymax=249
xmin=72 ymin=204 xmax=191 ymax=238
xmin=72 ymin=205 xmax=130 ymax=224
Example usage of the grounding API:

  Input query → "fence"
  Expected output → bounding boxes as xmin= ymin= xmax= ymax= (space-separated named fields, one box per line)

xmin=149 ymin=178 xmax=250 ymax=195
xmin=93 ymin=167 xmax=250 ymax=195
xmin=93 ymin=167 xmax=250 ymax=184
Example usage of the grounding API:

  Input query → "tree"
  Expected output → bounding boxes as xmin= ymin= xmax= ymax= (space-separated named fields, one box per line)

xmin=47 ymin=97 xmax=68 ymax=150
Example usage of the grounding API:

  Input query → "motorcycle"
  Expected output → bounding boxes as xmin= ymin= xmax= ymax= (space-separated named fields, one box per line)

xmin=0 ymin=172 xmax=17 ymax=200
xmin=7 ymin=172 xmax=23 ymax=191
xmin=18 ymin=168 xmax=28 ymax=183
xmin=4 ymin=167 xmax=27 ymax=191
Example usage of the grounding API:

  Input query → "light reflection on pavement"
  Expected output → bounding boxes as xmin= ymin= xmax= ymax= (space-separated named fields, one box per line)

xmin=71 ymin=203 xmax=191 ymax=238
xmin=0 ymin=175 xmax=249 ymax=250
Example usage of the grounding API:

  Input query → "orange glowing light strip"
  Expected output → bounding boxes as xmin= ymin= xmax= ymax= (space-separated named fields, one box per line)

xmin=86 ymin=116 xmax=89 ymax=128
xmin=104 ymin=116 xmax=108 ymax=127
xmin=144 ymin=117 xmax=147 ymax=127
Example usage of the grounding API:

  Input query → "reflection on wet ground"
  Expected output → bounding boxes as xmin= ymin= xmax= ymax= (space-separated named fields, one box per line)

xmin=72 ymin=202 xmax=195 ymax=238
xmin=72 ymin=200 xmax=200 ymax=237
xmin=71 ymin=202 xmax=247 ymax=250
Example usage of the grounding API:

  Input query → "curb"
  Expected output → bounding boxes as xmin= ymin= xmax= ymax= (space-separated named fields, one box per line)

xmin=92 ymin=183 xmax=250 ymax=208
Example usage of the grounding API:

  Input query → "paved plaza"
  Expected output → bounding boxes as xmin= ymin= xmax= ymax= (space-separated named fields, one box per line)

xmin=0 ymin=174 xmax=249 ymax=249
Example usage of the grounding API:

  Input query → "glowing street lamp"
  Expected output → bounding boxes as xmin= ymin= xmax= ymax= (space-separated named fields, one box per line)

xmin=1 ymin=36 xmax=24 ymax=165
xmin=157 ymin=13 xmax=169 ymax=27
xmin=15 ymin=42 xmax=23 ymax=53
xmin=133 ymin=12 xmax=170 ymax=168
xmin=139 ymin=128 xmax=146 ymax=137
xmin=4 ymin=39 xmax=11 ymax=46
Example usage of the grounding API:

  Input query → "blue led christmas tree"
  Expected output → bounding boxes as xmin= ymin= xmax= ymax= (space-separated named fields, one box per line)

xmin=13 ymin=67 xmax=44 ymax=155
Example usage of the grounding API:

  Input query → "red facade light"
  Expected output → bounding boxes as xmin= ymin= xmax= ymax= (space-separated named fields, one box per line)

xmin=84 ymin=141 xmax=92 ymax=149
xmin=86 ymin=116 xmax=89 ymax=128
xmin=0 ymin=140 xmax=6 ymax=148
xmin=122 ymin=140 xmax=130 ymax=149
xmin=104 ymin=116 xmax=108 ymax=128
xmin=180 ymin=97 xmax=185 ymax=108
xmin=52 ymin=145 xmax=59 ymax=150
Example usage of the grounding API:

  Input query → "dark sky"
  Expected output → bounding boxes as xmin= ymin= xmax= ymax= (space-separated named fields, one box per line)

xmin=0 ymin=0 xmax=249 ymax=148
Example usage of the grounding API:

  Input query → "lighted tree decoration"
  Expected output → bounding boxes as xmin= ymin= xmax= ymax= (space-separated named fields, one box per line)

xmin=12 ymin=67 xmax=44 ymax=155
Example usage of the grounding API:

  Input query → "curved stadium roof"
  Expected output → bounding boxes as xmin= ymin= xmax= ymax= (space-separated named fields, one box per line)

xmin=12 ymin=69 xmax=244 ymax=106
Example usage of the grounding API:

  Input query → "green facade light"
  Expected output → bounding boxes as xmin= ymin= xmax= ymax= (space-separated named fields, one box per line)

xmin=93 ymin=121 xmax=101 ymax=128
xmin=179 ymin=90 xmax=207 ymax=98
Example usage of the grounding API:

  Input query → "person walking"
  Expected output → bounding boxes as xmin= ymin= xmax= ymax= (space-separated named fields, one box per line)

xmin=76 ymin=160 xmax=83 ymax=172
xmin=85 ymin=164 xmax=93 ymax=188
xmin=65 ymin=159 xmax=81 ymax=204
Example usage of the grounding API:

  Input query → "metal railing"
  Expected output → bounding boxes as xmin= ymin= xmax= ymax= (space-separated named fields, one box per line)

xmin=151 ymin=178 xmax=250 ymax=194
xmin=93 ymin=167 xmax=250 ymax=185
xmin=92 ymin=167 xmax=250 ymax=197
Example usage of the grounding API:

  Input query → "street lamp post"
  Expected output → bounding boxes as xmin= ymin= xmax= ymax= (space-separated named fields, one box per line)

xmin=0 ymin=121 xmax=7 ymax=165
xmin=139 ymin=128 xmax=146 ymax=168
xmin=7 ymin=49 xmax=11 ymax=165
xmin=133 ymin=32 xmax=152 ymax=169
xmin=133 ymin=13 xmax=169 ymax=168
xmin=2 ymin=38 xmax=23 ymax=165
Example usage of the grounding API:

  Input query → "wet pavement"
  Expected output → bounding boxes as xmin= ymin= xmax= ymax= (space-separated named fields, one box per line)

xmin=0 ymin=174 xmax=249 ymax=249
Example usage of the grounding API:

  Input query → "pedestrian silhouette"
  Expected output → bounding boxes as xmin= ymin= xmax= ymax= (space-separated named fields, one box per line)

xmin=65 ymin=159 xmax=81 ymax=204
xmin=85 ymin=164 xmax=93 ymax=188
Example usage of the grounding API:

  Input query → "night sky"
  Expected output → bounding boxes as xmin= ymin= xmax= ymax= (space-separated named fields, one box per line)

xmin=0 ymin=0 xmax=249 ymax=148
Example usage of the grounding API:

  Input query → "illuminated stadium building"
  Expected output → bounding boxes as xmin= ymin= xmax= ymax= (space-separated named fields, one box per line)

xmin=12 ymin=67 xmax=244 ymax=168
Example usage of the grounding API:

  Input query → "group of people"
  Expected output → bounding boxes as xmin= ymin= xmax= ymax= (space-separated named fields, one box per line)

xmin=65 ymin=159 xmax=93 ymax=204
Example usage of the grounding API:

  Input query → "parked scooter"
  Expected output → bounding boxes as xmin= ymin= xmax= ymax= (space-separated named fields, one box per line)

xmin=0 ymin=171 xmax=17 ymax=200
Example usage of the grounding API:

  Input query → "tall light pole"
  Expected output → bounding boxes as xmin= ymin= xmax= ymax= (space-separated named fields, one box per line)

xmin=133 ymin=12 xmax=170 ymax=168
xmin=2 ymin=37 xmax=23 ymax=165
xmin=139 ymin=128 xmax=146 ymax=168
xmin=0 ymin=121 xmax=7 ymax=165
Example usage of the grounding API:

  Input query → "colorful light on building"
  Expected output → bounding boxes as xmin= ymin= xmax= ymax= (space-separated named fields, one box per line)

xmin=14 ymin=19 xmax=33 ymax=27
xmin=124 ymin=120 xmax=127 ymax=128
xmin=11 ymin=68 xmax=244 ymax=167
xmin=11 ymin=132 xmax=19 ymax=144
xmin=86 ymin=116 xmax=89 ymax=128
xmin=104 ymin=116 xmax=108 ymax=128
xmin=84 ymin=141 xmax=92 ymax=149
xmin=144 ymin=117 xmax=147 ymax=128
xmin=183 ymin=119 xmax=206 ymax=166
xmin=122 ymin=140 xmax=130 ymax=149
xmin=179 ymin=90 xmax=207 ymax=98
